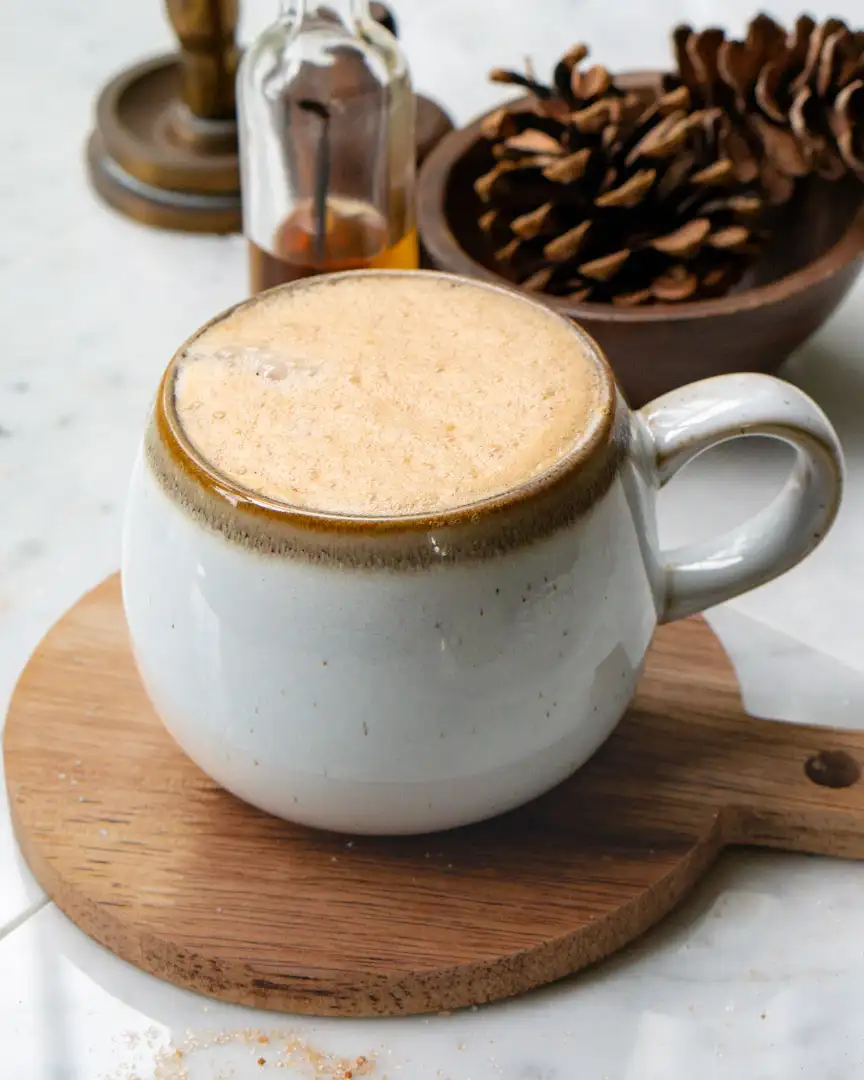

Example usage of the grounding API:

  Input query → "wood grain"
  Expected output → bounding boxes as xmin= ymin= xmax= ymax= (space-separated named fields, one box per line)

xmin=416 ymin=75 xmax=864 ymax=407
xmin=5 ymin=575 xmax=864 ymax=1017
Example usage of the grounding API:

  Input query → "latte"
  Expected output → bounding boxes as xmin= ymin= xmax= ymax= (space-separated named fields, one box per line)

xmin=173 ymin=273 xmax=602 ymax=516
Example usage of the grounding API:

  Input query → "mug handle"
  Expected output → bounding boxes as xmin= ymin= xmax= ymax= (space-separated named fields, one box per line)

xmin=636 ymin=373 xmax=844 ymax=623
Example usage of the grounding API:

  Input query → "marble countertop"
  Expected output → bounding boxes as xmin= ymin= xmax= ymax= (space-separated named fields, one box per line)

xmin=3 ymin=0 xmax=864 ymax=1076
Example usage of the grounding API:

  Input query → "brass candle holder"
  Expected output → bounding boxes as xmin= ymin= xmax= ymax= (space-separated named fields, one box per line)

xmin=86 ymin=0 xmax=242 ymax=233
xmin=86 ymin=1 xmax=453 ymax=235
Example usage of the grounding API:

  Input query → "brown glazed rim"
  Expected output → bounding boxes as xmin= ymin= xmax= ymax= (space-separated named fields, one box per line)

xmin=416 ymin=77 xmax=864 ymax=324
xmin=154 ymin=269 xmax=620 ymax=539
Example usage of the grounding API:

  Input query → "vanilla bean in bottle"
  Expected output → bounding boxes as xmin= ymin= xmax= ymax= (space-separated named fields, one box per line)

xmin=237 ymin=0 xmax=418 ymax=293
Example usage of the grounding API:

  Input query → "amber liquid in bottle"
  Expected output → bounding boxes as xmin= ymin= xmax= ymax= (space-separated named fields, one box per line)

xmin=239 ymin=0 xmax=417 ymax=295
xmin=249 ymin=195 xmax=418 ymax=293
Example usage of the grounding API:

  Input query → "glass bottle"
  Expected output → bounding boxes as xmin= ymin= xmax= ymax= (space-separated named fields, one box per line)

xmin=237 ymin=0 xmax=418 ymax=294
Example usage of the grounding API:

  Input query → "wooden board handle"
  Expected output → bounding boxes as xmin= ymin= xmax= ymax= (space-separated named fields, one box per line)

xmin=721 ymin=717 xmax=864 ymax=858
xmin=637 ymin=615 xmax=864 ymax=860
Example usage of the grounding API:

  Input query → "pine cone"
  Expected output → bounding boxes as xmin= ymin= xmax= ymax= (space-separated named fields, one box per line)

xmin=668 ymin=14 xmax=864 ymax=194
xmin=475 ymin=47 xmax=765 ymax=305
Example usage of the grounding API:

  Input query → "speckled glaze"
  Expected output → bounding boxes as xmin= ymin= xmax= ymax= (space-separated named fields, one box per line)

xmin=121 ymin=273 xmax=844 ymax=835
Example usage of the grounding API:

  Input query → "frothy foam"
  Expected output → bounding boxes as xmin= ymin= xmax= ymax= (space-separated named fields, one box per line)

xmin=172 ymin=275 xmax=602 ymax=516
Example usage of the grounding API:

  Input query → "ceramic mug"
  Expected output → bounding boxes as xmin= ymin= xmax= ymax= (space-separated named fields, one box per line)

xmin=122 ymin=270 xmax=843 ymax=835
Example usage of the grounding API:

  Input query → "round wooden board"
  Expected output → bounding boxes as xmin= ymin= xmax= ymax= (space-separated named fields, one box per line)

xmin=5 ymin=576 xmax=864 ymax=1016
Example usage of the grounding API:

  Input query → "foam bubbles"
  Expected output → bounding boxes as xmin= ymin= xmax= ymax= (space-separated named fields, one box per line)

xmin=259 ymin=357 xmax=289 ymax=381
xmin=171 ymin=275 xmax=600 ymax=516
xmin=211 ymin=347 xmax=324 ymax=384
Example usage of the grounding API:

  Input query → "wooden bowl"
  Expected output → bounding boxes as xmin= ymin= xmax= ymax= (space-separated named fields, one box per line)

xmin=417 ymin=76 xmax=864 ymax=406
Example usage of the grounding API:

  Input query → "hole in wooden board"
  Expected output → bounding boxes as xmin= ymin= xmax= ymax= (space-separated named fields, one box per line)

xmin=804 ymin=750 xmax=861 ymax=789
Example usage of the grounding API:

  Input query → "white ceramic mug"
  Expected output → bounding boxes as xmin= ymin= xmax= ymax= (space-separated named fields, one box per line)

xmin=122 ymin=271 xmax=843 ymax=835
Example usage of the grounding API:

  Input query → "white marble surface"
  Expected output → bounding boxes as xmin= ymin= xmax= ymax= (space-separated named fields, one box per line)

xmin=2 ymin=0 xmax=864 ymax=1076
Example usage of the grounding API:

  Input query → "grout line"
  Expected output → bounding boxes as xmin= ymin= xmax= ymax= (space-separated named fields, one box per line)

xmin=0 ymin=893 xmax=50 ymax=945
